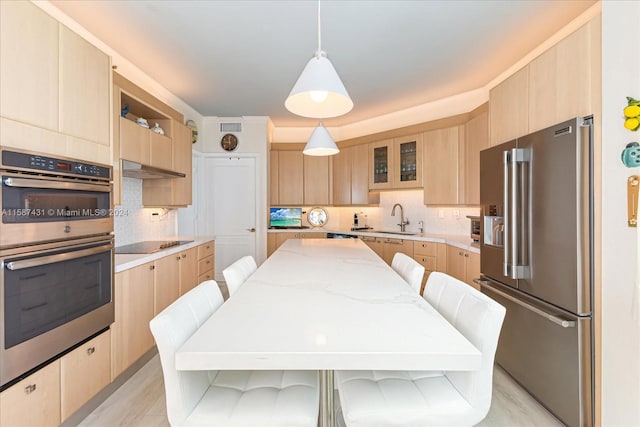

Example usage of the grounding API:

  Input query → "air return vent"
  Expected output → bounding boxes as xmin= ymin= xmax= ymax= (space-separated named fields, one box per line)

xmin=220 ymin=122 xmax=242 ymax=132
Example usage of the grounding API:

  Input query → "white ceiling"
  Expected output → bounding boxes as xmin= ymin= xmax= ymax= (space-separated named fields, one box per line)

xmin=50 ymin=0 xmax=595 ymax=127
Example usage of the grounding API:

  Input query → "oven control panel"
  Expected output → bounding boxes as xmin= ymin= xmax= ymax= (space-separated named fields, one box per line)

xmin=1 ymin=150 xmax=111 ymax=180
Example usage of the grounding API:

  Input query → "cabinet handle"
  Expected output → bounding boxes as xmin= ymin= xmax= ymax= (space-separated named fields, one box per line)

xmin=181 ymin=254 xmax=186 ymax=259
xmin=86 ymin=346 xmax=96 ymax=356
xmin=464 ymin=253 xmax=469 ymax=258
xmin=385 ymin=239 xmax=402 ymax=245
xmin=206 ymin=260 xmax=210 ymax=264
xmin=150 ymin=265 xmax=155 ymax=270
xmin=176 ymin=256 xmax=181 ymax=261
xmin=206 ymin=245 xmax=211 ymax=250
xmin=24 ymin=384 xmax=36 ymax=394
xmin=458 ymin=251 xmax=463 ymax=256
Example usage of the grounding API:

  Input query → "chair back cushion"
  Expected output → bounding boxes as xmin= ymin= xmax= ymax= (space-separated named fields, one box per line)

xmin=391 ymin=252 xmax=425 ymax=293
xmin=149 ymin=280 xmax=224 ymax=425
xmin=223 ymin=255 xmax=258 ymax=296
xmin=423 ymin=272 xmax=505 ymax=418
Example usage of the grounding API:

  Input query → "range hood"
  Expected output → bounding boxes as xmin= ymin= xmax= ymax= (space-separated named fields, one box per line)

xmin=121 ymin=160 xmax=185 ymax=179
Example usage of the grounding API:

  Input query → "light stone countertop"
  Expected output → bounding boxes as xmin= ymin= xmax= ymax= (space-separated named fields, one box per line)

xmin=268 ymin=228 xmax=480 ymax=254
xmin=114 ymin=236 xmax=215 ymax=273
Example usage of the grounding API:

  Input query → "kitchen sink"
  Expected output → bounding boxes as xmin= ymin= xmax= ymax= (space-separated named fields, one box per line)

xmin=367 ymin=230 xmax=421 ymax=236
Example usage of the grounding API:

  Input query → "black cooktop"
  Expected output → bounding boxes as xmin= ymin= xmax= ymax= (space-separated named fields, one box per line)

xmin=115 ymin=240 xmax=194 ymax=254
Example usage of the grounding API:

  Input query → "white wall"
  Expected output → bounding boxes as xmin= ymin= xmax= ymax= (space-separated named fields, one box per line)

xmin=601 ymin=2 xmax=640 ymax=425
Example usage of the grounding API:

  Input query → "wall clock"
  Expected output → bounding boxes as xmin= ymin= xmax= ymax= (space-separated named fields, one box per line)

xmin=221 ymin=133 xmax=239 ymax=151
xmin=186 ymin=119 xmax=198 ymax=144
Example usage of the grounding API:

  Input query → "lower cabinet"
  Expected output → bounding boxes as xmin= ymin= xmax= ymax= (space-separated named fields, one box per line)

xmin=197 ymin=241 xmax=215 ymax=283
xmin=413 ymin=241 xmax=447 ymax=294
xmin=0 ymin=359 xmax=61 ymax=427
xmin=154 ymin=254 xmax=180 ymax=314
xmin=0 ymin=330 xmax=111 ymax=427
xmin=111 ymin=261 xmax=155 ymax=379
xmin=359 ymin=236 xmax=413 ymax=265
xmin=178 ymin=247 xmax=198 ymax=295
xmin=360 ymin=236 xmax=384 ymax=259
xmin=267 ymin=232 xmax=326 ymax=257
xmin=61 ymin=331 xmax=111 ymax=421
xmin=446 ymin=245 xmax=481 ymax=289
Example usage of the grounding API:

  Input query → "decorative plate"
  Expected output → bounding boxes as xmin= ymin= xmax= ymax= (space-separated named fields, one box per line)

xmin=307 ymin=207 xmax=328 ymax=227
xmin=186 ymin=119 xmax=198 ymax=144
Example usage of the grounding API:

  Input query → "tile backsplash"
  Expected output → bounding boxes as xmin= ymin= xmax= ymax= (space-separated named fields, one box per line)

xmin=114 ymin=178 xmax=178 ymax=246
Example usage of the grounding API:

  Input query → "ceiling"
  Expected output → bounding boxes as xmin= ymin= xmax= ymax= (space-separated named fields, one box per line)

xmin=50 ymin=0 xmax=595 ymax=127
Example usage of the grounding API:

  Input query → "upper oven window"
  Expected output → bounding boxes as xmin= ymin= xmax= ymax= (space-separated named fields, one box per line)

xmin=1 ymin=175 xmax=111 ymax=223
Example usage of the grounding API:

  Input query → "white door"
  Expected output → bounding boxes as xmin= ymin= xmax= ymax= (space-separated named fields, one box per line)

xmin=206 ymin=157 xmax=257 ymax=281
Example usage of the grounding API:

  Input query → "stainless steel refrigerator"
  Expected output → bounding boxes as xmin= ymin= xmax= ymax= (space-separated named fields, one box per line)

xmin=478 ymin=116 xmax=594 ymax=426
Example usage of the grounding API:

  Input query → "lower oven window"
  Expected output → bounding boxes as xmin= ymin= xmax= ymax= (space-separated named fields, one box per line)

xmin=3 ymin=243 xmax=111 ymax=349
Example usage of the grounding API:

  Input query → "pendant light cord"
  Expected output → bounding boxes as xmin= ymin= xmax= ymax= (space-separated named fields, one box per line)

xmin=316 ymin=0 xmax=324 ymax=58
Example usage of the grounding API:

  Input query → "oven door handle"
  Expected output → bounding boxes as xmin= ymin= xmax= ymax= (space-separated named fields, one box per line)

xmin=5 ymin=244 xmax=113 ymax=270
xmin=3 ymin=177 xmax=110 ymax=193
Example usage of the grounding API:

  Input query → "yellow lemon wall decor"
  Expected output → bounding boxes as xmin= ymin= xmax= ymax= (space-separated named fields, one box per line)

xmin=624 ymin=96 xmax=640 ymax=131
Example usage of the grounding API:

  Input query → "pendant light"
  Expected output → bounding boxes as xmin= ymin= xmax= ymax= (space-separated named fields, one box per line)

xmin=303 ymin=122 xmax=339 ymax=156
xmin=285 ymin=0 xmax=353 ymax=118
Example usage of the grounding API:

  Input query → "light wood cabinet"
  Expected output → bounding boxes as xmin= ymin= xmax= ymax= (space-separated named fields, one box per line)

xmin=267 ymin=232 xmax=326 ymax=256
xmin=197 ymin=241 xmax=215 ymax=284
xmin=370 ymin=135 xmax=423 ymax=191
xmin=446 ymin=245 xmax=480 ymax=289
xmin=276 ymin=150 xmax=304 ymax=205
xmin=360 ymin=236 xmax=384 ymax=259
xmin=333 ymin=144 xmax=379 ymax=206
xmin=60 ymin=331 xmax=111 ymax=422
xmin=413 ymin=241 xmax=447 ymax=294
xmin=0 ymin=360 xmax=60 ymax=427
xmin=111 ymin=262 xmax=155 ymax=379
xmin=489 ymin=66 xmax=529 ymax=146
xmin=382 ymin=237 xmax=414 ymax=265
xmin=369 ymin=139 xmax=394 ymax=190
xmin=460 ymin=110 xmax=489 ymax=205
xmin=423 ymin=126 xmax=461 ymax=205
xmin=0 ymin=1 xmax=110 ymax=165
xmin=269 ymin=150 xmax=280 ymax=205
xmin=120 ymin=116 xmax=151 ymax=164
xmin=154 ymin=254 xmax=180 ymax=314
xmin=304 ymin=155 xmax=330 ymax=205
xmin=179 ymin=247 xmax=198 ymax=295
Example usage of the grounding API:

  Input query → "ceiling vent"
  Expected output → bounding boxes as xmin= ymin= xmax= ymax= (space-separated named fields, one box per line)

xmin=220 ymin=122 xmax=242 ymax=132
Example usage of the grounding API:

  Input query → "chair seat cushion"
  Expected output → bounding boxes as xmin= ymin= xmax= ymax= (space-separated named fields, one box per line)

xmin=336 ymin=370 xmax=474 ymax=427
xmin=186 ymin=370 xmax=319 ymax=427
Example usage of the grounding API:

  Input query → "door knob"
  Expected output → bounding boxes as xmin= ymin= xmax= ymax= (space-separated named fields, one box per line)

xmin=246 ymin=227 xmax=256 ymax=232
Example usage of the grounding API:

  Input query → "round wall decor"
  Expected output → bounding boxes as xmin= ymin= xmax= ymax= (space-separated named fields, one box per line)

xmin=221 ymin=133 xmax=239 ymax=151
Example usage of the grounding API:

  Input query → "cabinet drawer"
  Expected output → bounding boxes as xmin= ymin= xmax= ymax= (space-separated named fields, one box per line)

xmin=197 ymin=241 xmax=214 ymax=259
xmin=413 ymin=241 xmax=438 ymax=256
xmin=198 ymin=255 xmax=214 ymax=275
xmin=198 ymin=271 xmax=214 ymax=283
xmin=0 ymin=359 xmax=60 ymax=427
xmin=414 ymin=255 xmax=437 ymax=270
xmin=61 ymin=331 xmax=111 ymax=421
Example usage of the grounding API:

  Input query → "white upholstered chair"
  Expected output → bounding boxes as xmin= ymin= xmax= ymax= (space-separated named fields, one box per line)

xmin=222 ymin=255 xmax=258 ymax=297
xmin=336 ymin=272 xmax=506 ymax=427
xmin=149 ymin=280 xmax=319 ymax=427
xmin=391 ymin=252 xmax=425 ymax=294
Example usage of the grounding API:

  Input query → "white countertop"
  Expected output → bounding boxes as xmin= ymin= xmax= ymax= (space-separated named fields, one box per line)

xmin=268 ymin=228 xmax=480 ymax=253
xmin=114 ymin=236 xmax=214 ymax=273
xmin=176 ymin=238 xmax=481 ymax=371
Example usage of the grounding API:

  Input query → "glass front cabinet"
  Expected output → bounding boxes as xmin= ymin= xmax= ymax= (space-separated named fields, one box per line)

xmin=369 ymin=134 xmax=423 ymax=190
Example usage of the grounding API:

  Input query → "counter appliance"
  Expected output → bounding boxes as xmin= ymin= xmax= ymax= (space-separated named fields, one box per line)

xmin=477 ymin=117 xmax=594 ymax=426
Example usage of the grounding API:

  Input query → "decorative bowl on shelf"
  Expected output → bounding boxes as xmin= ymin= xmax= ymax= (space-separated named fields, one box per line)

xmin=151 ymin=123 xmax=164 ymax=135
xmin=136 ymin=117 xmax=149 ymax=128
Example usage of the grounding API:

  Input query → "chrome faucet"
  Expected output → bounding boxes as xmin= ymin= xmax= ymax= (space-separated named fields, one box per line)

xmin=391 ymin=203 xmax=409 ymax=232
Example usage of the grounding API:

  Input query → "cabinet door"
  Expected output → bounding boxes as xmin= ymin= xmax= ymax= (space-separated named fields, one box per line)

xmin=528 ymin=17 xmax=600 ymax=133
xmin=423 ymin=126 xmax=460 ymax=205
xmin=172 ymin=122 xmax=193 ymax=206
xmin=59 ymin=25 xmax=110 ymax=146
xmin=269 ymin=151 xmax=280 ymax=205
xmin=466 ymin=251 xmax=481 ymax=289
xmin=304 ymin=155 xmax=330 ymax=205
xmin=111 ymin=263 xmax=155 ymax=379
xmin=154 ymin=254 xmax=180 ymax=314
xmin=332 ymin=147 xmax=351 ymax=205
xmin=179 ymin=247 xmax=198 ymax=295
xmin=60 ymin=331 xmax=110 ymax=422
xmin=361 ymin=236 xmax=384 ymax=259
xmin=461 ymin=111 xmax=489 ymax=205
xmin=446 ymin=245 xmax=466 ymax=283
xmin=120 ymin=117 xmax=151 ymax=164
xmin=0 ymin=360 xmax=60 ymax=427
xmin=277 ymin=151 xmax=304 ymax=205
xmin=0 ymin=1 xmax=58 ymax=130
xmin=150 ymin=133 xmax=173 ymax=171
xmin=489 ymin=66 xmax=529 ymax=146
xmin=382 ymin=238 xmax=414 ymax=265
xmin=275 ymin=232 xmax=298 ymax=249
xmin=369 ymin=140 xmax=394 ymax=190
xmin=267 ymin=233 xmax=278 ymax=257
xmin=352 ymin=144 xmax=376 ymax=204
xmin=393 ymin=134 xmax=423 ymax=189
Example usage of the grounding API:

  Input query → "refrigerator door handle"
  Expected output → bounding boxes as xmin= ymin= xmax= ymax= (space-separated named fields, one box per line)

xmin=476 ymin=279 xmax=576 ymax=328
xmin=503 ymin=150 xmax=511 ymax=277
xmin=506 ymin=148 xmax=530 ymax=279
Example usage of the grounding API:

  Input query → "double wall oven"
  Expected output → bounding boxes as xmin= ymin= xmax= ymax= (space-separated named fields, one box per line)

xmin=0 ymin=149 xmax=114 ymax=388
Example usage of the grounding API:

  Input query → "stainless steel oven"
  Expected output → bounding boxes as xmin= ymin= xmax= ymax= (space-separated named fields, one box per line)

xmin=0 ymin=149 xmax=114 ymax=388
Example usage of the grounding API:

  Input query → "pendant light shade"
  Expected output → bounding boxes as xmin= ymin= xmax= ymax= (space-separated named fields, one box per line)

xmin=285 ymin=52 xmax=353 ymax=118
xmin=304 ymin=123 xmax=339 ymax=156
xmin=285 ymin=0 xmax=353 ymax=119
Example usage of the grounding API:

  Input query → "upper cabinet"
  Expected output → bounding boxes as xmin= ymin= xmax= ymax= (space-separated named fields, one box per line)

xmin=333 ymin=144 xmax=379 ymax=206
xmin=461 ymin=110 xmax=489 ymax=205
xmin=423 ymin=126 xmax=461 ymax=205
xmin=490 ymin=16 xmax=601 ymax=146
xmin=270 ymin=148 xmax=331 ymax=206
xmin=369 ymin=135 xmax=423 ymax=191
xmin=304 ymin=155 xmax=330 ymax=206
xmin=0 ymin=1 xmax=110 ymax=165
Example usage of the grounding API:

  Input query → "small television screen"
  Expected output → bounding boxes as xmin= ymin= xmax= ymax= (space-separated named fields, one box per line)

xmin=270 ymin=207 xmax=302 ymax=228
